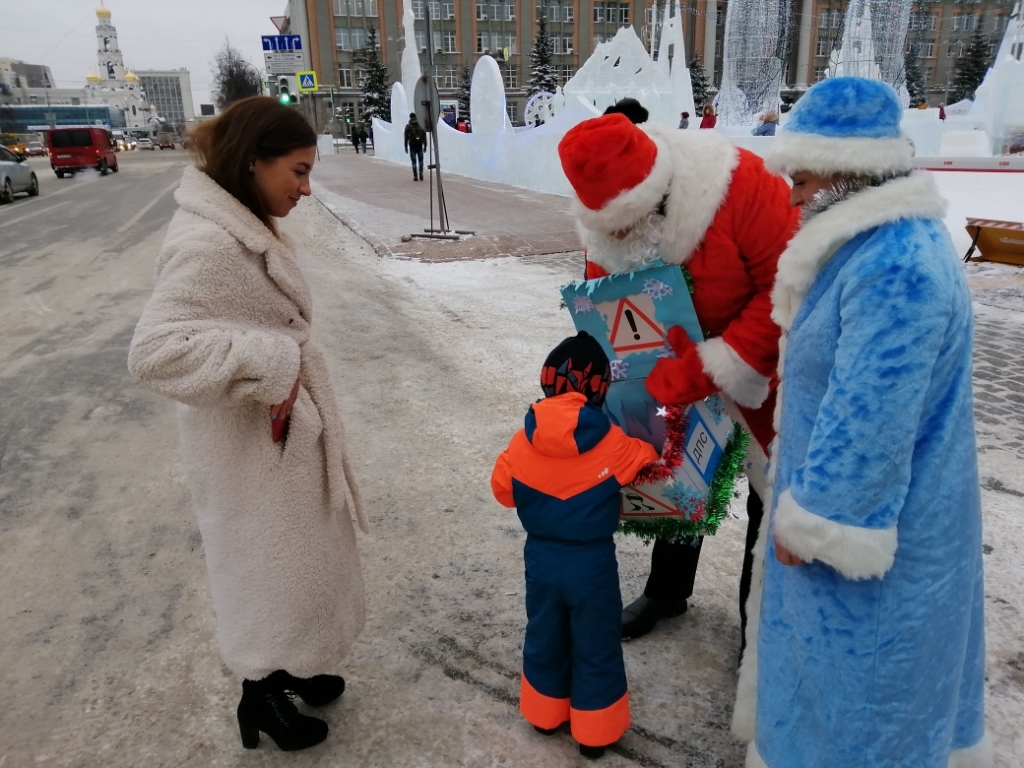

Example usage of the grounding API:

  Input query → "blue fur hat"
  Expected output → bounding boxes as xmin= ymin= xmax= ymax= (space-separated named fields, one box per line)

xmin=765 ymin=77 xmax=913 ymax=177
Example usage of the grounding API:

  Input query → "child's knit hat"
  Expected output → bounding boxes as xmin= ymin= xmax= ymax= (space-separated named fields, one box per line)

xmin=541 ymin=332 xmax=611 ymax=407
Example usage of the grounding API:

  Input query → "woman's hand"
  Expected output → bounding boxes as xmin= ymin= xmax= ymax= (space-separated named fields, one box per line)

xmin=270 ymin=375 xmax=301 ymax=422
xmin=774 ymin=535 xmax=807 ymax=567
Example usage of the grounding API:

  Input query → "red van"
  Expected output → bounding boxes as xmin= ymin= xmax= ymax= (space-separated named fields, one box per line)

xmin=46 ymin=127 xmax=119 ymax=178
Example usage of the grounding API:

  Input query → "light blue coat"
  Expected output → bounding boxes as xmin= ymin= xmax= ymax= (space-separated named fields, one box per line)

xmin=750 ymin=173 xmax=988 ymax=767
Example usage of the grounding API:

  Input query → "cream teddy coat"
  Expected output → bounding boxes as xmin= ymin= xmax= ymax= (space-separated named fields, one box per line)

xmin=128 ymin=165 xmax=368 ymax=680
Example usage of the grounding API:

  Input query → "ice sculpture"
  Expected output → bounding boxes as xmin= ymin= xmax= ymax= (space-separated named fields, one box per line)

xmin=390 ymin=82 xmax=409 ymax=126
xmin=562 ymin=24 xmax=693 ymax=125
xmin=971 ymin=0 xmax=1024 ymax=154
xmin=400 ymin=0 xmax=421 ymax=109
xmin=718 ymin=0 xmax=791 ymax=126
xmin=470 ymin=55 xmax=514 ymax=134
xmin=828 ymin=0 xmax=910 ymax=104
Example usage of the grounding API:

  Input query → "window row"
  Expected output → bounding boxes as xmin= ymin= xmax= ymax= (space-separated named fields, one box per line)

xmin=413 ymin=29 xmax=460 ymax=51
xmin=539 ymin=4 xmax=574 ymax=22
xmin=476 ymin=3 xmax=517 ymax=20
xmin=818 ymin=9 xmax=842 ymax=28
xmin=338 ymin=68 xmax=368 ymax=88
xmin=334 ymin=0 xmax=378 ymax=16
xmin=594 ymin=3 xmax=630 ymax=23
xmin=476 ymin=33 xmax=518 ymax=53
xmin=336 ymin=27 xmax=380 ymax=49
xmin=908 ymin=12 xmax=938 ymax=31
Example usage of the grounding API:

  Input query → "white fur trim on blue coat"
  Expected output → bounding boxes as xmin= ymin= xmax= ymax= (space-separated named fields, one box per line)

xmin=697 ymin=337 xmax=771 ymax=409
xmin=765 ymin=131 xmax=914 ymax=178
xmin=773 ymin=489 xmax=897 ymax=579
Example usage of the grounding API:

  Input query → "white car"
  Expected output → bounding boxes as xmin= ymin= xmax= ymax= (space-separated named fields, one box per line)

xmin=0 ymin=145 xmax=39 ymax=203
xmin=137 ymin=138 xmax=155 ymax=150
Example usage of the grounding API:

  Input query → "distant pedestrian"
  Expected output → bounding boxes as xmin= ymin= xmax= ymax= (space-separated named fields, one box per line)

xmin=752 ymin=110 xmax=779 ymax=136
xmin=350 ymin=129 xmax=361 ymax=154
xmin=491 ymin=332 xmax=659 ymax=760
xmin=367 ymin=124 xmax=374 ymax=150
xmin=678 ymin=111 xmax=690 ymax=129
xmin=699 ymin=104 xmax=717 ymax=129
xmin=127 ymin=96 xmax=368 ymax=753
xmin=939 ymin=102 xmax=947 ymax=121
xmin=404 ymin=112 xmax=426 ymax=181
xmin=358 ymin=125 xmax=368 ymax=154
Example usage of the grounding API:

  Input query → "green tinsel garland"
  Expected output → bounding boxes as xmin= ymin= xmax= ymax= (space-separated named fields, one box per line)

xmin=680 ymin=265 xmax=695 ymax=295
xmin=619 ymin=424 xmax=751 ymax=543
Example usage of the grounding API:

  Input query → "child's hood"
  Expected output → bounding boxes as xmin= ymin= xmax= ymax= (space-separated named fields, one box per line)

xmin=524 ymin=392 xmax=611 ymax=458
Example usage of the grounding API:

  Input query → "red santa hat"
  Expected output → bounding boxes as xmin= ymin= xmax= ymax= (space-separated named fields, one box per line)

xmin=558 ymin=113 xmax=673 ymax=234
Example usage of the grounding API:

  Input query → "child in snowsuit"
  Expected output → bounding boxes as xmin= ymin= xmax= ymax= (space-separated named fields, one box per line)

xmin=491 ymin=332 xmax=659 ymax=759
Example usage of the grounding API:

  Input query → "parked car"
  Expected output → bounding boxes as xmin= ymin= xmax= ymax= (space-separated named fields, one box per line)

xmin=0 ymin=145 xmax=40 ymax=203
xmin=46 ymin=127 xmax=119 ymax=177
xmin=137 ymin=137 xmax=155 ymax=150
xmin=26 ymin=141 xmax=46 ymax=157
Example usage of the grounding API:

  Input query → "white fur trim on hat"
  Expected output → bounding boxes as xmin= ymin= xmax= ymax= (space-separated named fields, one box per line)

xmin=697 ymin=337 xmax=771 ymax=409
xmin=774 ymin=489 xmax=897 ymax=580
xmin=765 ymin=131 xmax=914 ymax=178
xmin=570 ymin=130 xmax=674 ymax=235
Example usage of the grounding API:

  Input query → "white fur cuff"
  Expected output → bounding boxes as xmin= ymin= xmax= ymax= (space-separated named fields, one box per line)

xmin=949 ymin=733 xmax=994 ymax=768
xmin=765 ymin=132 xmax=914 ymax=178
xmin=697 ymin=338 xmax=772 ymax=409
xmin=745 ymin=744 xmax=768 ymax=768
xmin=773 ymin=489 xmax=897 ymax=580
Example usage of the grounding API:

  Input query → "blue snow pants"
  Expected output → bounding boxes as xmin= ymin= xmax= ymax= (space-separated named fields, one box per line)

xmin=520 ymin=536 xmax=630 ymax=747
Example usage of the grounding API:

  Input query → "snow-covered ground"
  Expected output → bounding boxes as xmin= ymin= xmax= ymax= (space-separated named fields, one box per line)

xmin=306 ymin=167 xmax=1024 ymax=766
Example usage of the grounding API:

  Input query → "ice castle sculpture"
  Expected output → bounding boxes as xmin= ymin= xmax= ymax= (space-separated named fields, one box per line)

xmin=971 ymin=0 xmax=1024 ymax=154
xmin=717 ymin=0 xmax=791 ymax=126
xmin=828 ymin=0 xmax=910 ymax=103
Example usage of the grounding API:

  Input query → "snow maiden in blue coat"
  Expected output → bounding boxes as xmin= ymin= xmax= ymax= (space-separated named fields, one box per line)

xmin=732 ymin=78 xmax=990 ymax=768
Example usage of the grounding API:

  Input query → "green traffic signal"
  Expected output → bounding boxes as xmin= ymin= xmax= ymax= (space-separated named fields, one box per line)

xmin=279 ymin=92 xmax=290 ymax=104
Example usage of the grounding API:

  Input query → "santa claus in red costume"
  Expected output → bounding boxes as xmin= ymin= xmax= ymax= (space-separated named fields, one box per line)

xmin=557 ymin=111 xmax=798 ymax=644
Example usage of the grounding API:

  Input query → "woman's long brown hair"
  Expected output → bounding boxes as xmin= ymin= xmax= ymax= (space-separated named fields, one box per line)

xmin=188 ymin=96 xmax=317 ymax=234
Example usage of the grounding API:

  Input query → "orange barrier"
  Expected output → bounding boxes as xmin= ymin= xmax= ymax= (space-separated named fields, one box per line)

xmin=964 ymin=218 xmax=1024 ymax=267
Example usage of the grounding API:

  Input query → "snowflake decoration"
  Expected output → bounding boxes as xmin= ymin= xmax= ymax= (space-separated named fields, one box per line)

xmin=705 ymin=395 xmax=728 ymax=425
xmin=672 ymin=494 xmax=707 ymax=522
xmin=657 ymin=346 xmax=676 ymax=359
xmin=642 ymin=279 xmax=673 ymax=301
xmin=609 ymin=359 xmax=629 ymax=382
xmin=573 ymin=296 xmax=595 ymax=314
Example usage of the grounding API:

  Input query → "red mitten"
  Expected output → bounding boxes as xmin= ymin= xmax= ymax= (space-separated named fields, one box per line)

xmin=645 ymin=326 xmax=718 ymax=406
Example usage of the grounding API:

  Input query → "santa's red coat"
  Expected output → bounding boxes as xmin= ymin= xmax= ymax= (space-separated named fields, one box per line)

xmin=581 ymin=129 xmax=799 ymax=455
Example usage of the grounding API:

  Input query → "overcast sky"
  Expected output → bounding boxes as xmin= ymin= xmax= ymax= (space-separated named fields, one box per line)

xmin=0 ymin=0 xmax=288 ymax=110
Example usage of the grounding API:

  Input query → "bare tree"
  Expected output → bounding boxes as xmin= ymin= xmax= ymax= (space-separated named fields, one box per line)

xmin=211 ymin=40 xmax=263 ymax=110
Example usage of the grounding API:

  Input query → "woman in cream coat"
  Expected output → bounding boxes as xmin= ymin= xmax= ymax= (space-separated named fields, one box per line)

xmin=128 ymin=97 xmax=367 ymax=753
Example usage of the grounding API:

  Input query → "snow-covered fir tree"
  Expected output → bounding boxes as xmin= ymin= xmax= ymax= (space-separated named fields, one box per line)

xmin=950 ymin=28 xmax=992 ymax=103
xmin=457 ymin=65 xmax=472 ymax=120
xmin=904 ymin=46 xmax=926 ymax=107
xmin=528 ymin=11 xmax=557 ymax=96
xmin=688 ymin=55 xmax=711 ymax=109
xmin=354 ymin=27 xmax=391 ymax=121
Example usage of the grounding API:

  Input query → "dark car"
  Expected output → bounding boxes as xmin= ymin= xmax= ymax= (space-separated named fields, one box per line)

xmin=25 ymin=141 xmax=46 ymax=157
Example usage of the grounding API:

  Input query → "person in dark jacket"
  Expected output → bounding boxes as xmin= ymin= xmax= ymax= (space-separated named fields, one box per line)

xmin=404 ymin=113 xmax=427 ymax=181
xmin=603 ymin=97 xmax=649 ymax=124
xmin=492 ymin=332 xmax=659 ymax=760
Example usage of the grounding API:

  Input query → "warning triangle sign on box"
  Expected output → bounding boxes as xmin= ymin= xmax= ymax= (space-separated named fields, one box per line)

xmin=621 ymin=486 xmax=678 ymax=517
xmin=608 ymin=298 xmax=665 ymax=355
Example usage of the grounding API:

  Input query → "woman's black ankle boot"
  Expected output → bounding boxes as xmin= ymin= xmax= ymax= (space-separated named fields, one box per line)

xmin=237 ymin=672 xmax=329 ymax=751
xmin=280 ymin=672 xmax=346 ymax=707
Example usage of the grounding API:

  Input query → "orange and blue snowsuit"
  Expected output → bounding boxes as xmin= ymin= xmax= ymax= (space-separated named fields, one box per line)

xmin=491 ymin=391 xmax=659 ymax=747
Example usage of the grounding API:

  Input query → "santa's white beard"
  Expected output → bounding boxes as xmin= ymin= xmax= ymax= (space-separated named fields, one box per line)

xmin=582 ymin=213 xmax=666 ymax=275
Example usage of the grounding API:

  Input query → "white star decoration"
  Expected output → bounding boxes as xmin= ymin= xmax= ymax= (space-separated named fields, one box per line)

xmin=663 ymin=477 xmax=676 ymax=488
xmin=656 ymin=406 xmax=668 ymax=418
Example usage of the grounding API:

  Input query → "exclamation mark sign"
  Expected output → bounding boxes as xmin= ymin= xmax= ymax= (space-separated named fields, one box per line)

xmin=625 ymin=309 xmax=640 ymax=340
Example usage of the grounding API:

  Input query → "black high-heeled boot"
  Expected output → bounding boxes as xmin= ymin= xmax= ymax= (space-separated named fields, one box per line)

xmin=237 ymin=672 xmax=329 ymax=751
xmin=280 ymin=672 xmax=346 ymax=707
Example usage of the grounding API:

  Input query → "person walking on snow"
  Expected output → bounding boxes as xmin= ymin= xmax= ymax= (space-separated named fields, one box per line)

xmin=733 ymin=76 xmax=989 ymax=768
xmin=699 ymin=103 xmax=717 ymax=128
xmin=127 ymin=97 xmax=369 ymax=753
xmin=491 ymin=332 xmax=659 ymax=760
xmin=678 ymin=111 xmax=690 ymax=129
xmin=404 ymin=112 xmax=426 ymax=181
xmin=558 ymin=112 xmax=798 ymax=643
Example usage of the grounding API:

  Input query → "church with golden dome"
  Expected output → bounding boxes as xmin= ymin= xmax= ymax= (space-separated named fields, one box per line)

xmin=83 ymin=3 xmax=151 ymax=129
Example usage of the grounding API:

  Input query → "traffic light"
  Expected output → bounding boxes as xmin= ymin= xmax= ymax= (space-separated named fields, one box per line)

xmin=278 ymin=77 xmax=297 ymax=105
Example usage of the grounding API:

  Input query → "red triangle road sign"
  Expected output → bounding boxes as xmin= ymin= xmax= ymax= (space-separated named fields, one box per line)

xmin=609 ymin=298 xmax=665 ymax=354
xmin=270 ymin=15 xmax=288 ymax=33
xmin=621 ymin=486 xmax=679 ymax=517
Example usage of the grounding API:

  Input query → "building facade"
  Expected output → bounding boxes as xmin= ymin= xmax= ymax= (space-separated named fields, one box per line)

xmin=138 ymin=70 xmax=196 ymax=127
xmin=282 ymin=0 xmax=1004 ymax=126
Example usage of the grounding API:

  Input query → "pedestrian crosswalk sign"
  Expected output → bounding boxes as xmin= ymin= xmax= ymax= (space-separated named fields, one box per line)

xmin=296 ymin=71 xmax=318 ymax=92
